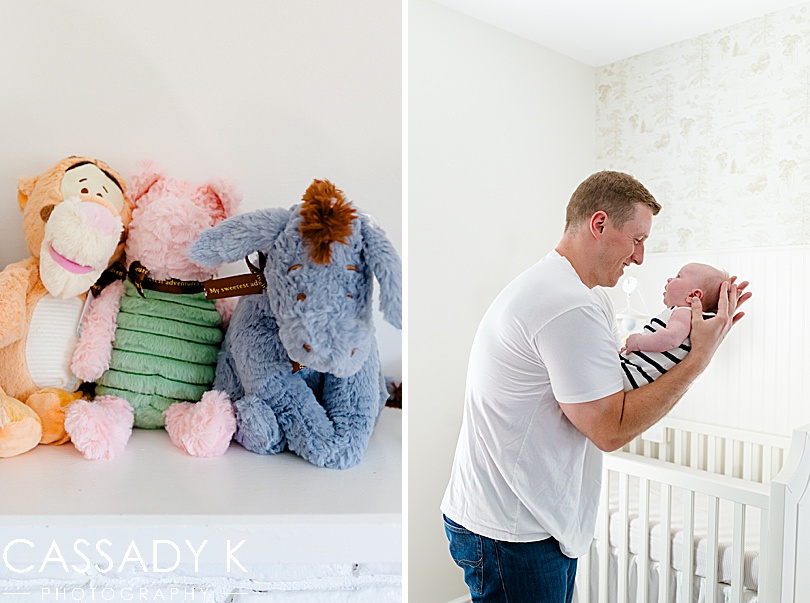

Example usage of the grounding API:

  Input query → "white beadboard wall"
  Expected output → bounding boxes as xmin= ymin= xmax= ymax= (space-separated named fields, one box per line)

xmin=606 ymin=246 xmax=810 ymax=438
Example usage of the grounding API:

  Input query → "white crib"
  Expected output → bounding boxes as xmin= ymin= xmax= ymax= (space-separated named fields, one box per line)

xmin=574 ymin=417 xmax=810 ymax=603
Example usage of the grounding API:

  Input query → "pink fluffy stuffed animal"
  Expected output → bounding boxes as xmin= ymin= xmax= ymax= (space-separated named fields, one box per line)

xmin=65 ymin=161 xmax=240 ymax=460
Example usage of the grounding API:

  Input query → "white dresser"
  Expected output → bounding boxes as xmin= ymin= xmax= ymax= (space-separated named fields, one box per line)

xmin=0 ymin=408 xmax=402 ymax=602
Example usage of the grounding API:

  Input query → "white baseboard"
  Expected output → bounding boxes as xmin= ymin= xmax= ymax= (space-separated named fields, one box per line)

xmin=447 ymin=595 xmax=472 ymax=603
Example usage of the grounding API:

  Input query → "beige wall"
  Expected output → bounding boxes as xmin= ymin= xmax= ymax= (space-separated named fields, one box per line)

xmin=408 ymin=1 xmax=595 ymax=600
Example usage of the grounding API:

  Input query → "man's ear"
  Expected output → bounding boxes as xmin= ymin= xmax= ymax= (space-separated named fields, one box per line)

xmin=590 ymin=211 xmax=608 ymax=238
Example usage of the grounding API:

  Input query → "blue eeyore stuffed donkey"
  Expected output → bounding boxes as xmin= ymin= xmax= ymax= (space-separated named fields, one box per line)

xmin=187 ymin=179 xmax=401 ymax=469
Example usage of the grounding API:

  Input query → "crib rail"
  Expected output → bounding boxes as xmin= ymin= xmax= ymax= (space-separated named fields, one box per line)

xmin=576 ymin=421 xmax=805 ymax=603
xmin=578 ymin=454 xmax=770 ymax=603
xmin=625 ymin=418 xmax=791 ymax=484
xmin=605 ymin=453 xmax=770 ymax=516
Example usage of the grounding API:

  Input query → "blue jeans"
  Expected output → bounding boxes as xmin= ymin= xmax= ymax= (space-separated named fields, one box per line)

xmin=443 ymin=515 xmax=577 ymax=603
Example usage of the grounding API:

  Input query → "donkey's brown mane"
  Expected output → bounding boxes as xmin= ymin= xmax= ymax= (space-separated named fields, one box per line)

xmin=299 ymin=179 xmax=357 ymax=264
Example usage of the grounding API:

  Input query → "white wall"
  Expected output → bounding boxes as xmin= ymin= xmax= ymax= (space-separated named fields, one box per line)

xmin=408 ymin=1 xmax=594 ymax=600
xmin=0 ymin=0 xmax=401 ymax=378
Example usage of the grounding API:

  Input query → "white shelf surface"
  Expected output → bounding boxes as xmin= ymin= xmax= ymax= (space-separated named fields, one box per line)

xmin=0 ymin=408 xmax=402 ymax=570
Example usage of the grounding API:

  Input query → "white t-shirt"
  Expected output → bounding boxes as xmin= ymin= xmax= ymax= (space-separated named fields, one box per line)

xmin=441 ymin=250 xmax=624 ymax=558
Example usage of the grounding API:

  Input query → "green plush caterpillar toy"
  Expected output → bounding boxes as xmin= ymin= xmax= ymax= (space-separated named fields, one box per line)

xmin=65 ymin=162 xmax=241 ymax=460
xmin=94 ymin=280 xmax=222 ymax=428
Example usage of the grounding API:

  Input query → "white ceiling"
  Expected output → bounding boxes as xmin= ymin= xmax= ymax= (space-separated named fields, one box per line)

xmin=429 ymin=0 xmax=810 ymax=66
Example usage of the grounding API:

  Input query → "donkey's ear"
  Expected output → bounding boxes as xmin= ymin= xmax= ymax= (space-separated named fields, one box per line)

xmin=360 ymin=215 xmax=401 ymax=329
xmin=189 ymin=207 xmax=291 ymax=268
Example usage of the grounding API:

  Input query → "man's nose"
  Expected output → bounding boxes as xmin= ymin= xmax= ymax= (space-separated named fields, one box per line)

xmin=631 ymin=244 xmax=644 ymax=265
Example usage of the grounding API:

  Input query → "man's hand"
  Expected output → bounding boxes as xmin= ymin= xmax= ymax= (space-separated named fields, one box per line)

xmin=729 ymin=277 xmax=751 ymax=321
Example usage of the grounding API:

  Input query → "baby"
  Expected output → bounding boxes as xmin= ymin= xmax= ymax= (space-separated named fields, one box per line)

xmin=620 ymin=262 xmax=729 ymax=390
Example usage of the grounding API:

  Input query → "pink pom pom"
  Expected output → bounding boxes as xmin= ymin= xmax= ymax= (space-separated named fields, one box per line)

xmin=164 ymin=390 xmax=235 ymax=457
xmin=64 ymin=396 xmax=134 ymax=460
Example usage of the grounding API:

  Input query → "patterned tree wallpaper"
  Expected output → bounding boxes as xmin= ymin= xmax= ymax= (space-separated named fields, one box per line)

xmin=595 ymin=3 xmax=810 ymax=252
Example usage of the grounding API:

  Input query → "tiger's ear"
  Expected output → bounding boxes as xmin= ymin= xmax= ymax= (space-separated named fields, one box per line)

xmin=17 ymin=176 xmax=38 ymax=210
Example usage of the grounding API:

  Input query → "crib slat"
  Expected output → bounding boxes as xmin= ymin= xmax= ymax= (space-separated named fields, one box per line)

xmin=657 ymin=433 xmax=667 ymax=461
xmin=690 ymin=432 xmax=699 ymax=469
xmin=617 ymin=473 xmax=630 ymax=603
xmin=699 ymin=434 xmax=706 ymax=470
xmin=675 ymin=429 xmax=684 ymax=465
xmin=705 ymin=496 xmax=719 ymax=603
xmin=725 ymin=439 xmax=734 ymax=477
xmin=707 ymin=435 xmax=717 ymax=473
xmin=599 ymin=471 xmax=610 ymax=603
xmin=743 ymin=442 xmax=753 ymax=480
xmin=659 ymin=483 xmax=672 ymax=603
xmin=758 ymin=508 xmax=770 ymax=600
xmin=682 ymin=490 xmax=695 ymax=603
xmin=754 ymin=443 xmax=763 ymax=483
xmin=730 ymin=503 xmax=746 ymax=603
xmin=577 ymin=542 xmax=591 ymax=603
xmin=637 ymin=478 xmax=650 ymax=603
xmin=763 ymin=446 xmax=773 ymax=482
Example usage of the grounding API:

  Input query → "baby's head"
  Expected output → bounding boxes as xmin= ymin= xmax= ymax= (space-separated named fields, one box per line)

xmin=663 ymin=262 xmax=729 ymax=312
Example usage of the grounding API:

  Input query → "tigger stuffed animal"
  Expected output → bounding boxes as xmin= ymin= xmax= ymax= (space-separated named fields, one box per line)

xmin=0 ymin=157 xmax=130 ymax=457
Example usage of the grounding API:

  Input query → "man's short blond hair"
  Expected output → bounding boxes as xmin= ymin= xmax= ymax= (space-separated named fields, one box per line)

xmin=565 ymin=171 xmax=661 ymax=232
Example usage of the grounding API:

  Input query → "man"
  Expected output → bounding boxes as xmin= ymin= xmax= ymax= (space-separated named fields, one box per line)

xmin=440 ymin=171 xmax=749 ymax=603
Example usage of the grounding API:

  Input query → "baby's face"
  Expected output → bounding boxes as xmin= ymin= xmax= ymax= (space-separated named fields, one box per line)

xmin=663 ymin=263 xmax=708 ymax=307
